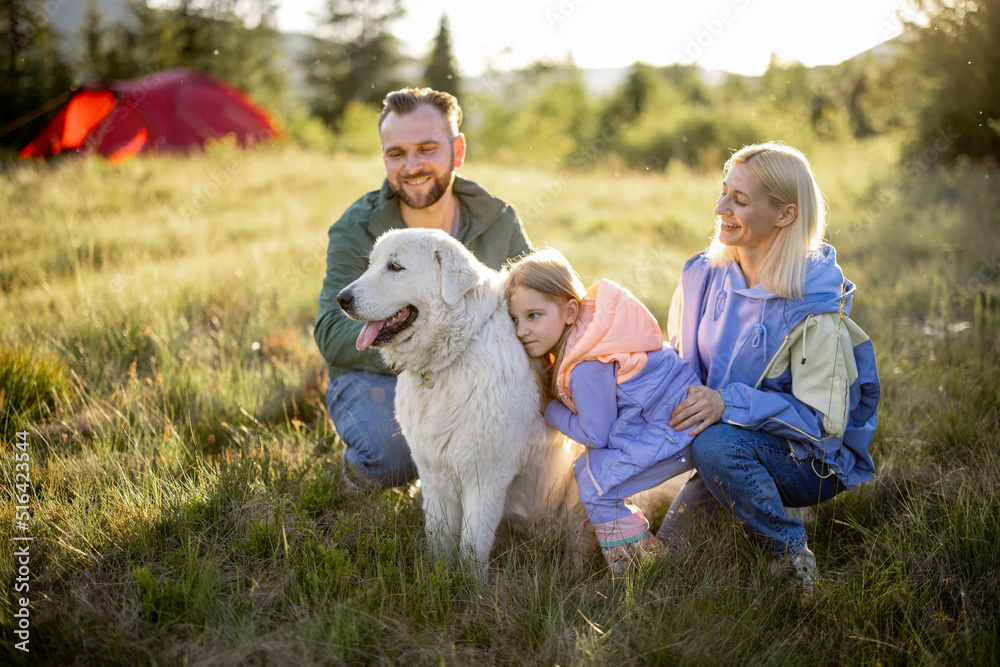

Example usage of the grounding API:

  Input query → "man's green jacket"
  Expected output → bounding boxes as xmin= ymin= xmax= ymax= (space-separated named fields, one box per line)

xmin=314 ymin=176 xmax=532 ymax=381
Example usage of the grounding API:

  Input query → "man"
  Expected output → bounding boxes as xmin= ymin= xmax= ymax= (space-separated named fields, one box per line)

xmin=314 ymin=88 xmax=533 ymax=487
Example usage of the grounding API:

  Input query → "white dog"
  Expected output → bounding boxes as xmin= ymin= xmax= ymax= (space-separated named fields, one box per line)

xmin=337 ymin=228 xmax=585 ymax=581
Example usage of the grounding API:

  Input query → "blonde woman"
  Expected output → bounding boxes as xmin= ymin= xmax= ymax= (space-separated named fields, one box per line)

xmin=660 ymin=142 xmax=880 ymax=590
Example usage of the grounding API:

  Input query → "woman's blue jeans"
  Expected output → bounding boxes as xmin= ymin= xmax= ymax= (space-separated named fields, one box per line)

xmin=659 ymin=423 xmax=844 ymax=558
xmin=325 ymin=371 xmax=417 ymax=488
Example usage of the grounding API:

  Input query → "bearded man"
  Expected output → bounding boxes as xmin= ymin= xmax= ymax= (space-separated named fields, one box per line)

xmin=314 ymin=88 xmax=532 ymax=487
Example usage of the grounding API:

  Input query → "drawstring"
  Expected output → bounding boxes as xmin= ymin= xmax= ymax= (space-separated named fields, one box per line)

xmin=788 ymin=439 xmax=836 ymax=480
xmin=714 ymin=289 xmax=727 ymax=320
xmin=584 ymin=449 xmax=605 ymax=497
xmin=811 ymin=457 xmax=835 ymax=479
xmin=750 ymin=322 xmax=767 ymax=349
xmin=750 ymin=301 xmax=768 ymax=350
xmin=800 ymin=314 xmax=810 ymax=365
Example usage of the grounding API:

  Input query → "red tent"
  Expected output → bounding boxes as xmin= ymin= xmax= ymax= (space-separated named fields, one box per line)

xmin=19 ymin=68 xmax=280 ymax=163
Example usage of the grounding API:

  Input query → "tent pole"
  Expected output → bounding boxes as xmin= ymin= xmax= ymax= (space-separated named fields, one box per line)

xmin=0 ymin=90 xmax=73 ymax=140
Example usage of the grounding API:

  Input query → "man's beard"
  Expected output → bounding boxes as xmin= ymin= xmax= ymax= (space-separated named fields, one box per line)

xmin=393 ymin=158 xmax=456 ymax=209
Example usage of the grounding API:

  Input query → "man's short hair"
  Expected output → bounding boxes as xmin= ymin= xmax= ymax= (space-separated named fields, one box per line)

xmin=377 ymin=88 xmax=462 ymax=137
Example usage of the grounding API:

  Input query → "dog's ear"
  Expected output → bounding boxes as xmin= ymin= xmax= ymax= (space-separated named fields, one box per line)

xmin=435 ymin=244 xmax=478 ymax=306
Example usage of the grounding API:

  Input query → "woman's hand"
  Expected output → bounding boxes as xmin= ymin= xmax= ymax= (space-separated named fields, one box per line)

xmin=670 ymin=385 xmax=725 ymax=436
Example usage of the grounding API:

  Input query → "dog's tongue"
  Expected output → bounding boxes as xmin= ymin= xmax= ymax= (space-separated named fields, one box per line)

xmin=356 ymin=320 xmax=384 ymax=351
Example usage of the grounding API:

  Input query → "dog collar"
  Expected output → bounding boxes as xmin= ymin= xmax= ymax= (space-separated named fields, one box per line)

xmin=421 ymin=370 xmax=434 ymax=389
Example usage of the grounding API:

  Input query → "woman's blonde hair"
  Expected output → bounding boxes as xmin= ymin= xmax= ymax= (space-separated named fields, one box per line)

xmin=503 ymin=248 xmax=586 ymax=408
xmin=707 ymin=142 xmax=827 ymax=299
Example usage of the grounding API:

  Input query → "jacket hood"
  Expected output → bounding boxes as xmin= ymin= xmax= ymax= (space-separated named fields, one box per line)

xmin=802 ymin=244 xmax=853 ymax=310
xmin=556 ymin=279 xmax=664 ymax=412
xmin=732 ymin=244 xmax=854 ymax=318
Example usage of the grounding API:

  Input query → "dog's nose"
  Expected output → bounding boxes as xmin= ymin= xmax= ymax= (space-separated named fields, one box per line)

xmin=337 ymin=289 xmax=353 ymax=311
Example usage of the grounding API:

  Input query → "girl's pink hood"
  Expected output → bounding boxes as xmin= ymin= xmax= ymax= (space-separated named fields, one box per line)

xmin=556 ymin=279 xmax=664 ymax=413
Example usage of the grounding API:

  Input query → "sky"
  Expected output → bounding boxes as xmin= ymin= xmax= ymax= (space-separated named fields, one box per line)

xmin=275 ymin=0 xmax=919 ymax=77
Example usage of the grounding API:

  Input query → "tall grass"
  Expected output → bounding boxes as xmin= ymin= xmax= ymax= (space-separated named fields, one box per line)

xmin=1 ymin=138 xmax=998 ymax=665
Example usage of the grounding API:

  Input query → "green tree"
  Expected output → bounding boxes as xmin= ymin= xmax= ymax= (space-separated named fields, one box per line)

xmin=78 ymin=0 xmax=136 ymax=83
xmin=601 ymin=62 xmax=741 ymax=170
xmin=601 ymin=62 xmax=660 ymax=127
xmin=0 ymin=0 xmax=74 ymax=151
xmin=305 ymin=0 xmax=404 ymax=128
xmin=660 ymin=64 xmax=709 ymax=105
xmin=69 ymin=0 xmax=287 ymax=109
xmin=93 ymin=0 xmax=289 ymax=108
xmin=424 ymin=13 xmax=459 ymax=97
xmin=847 ymin=73 xmax=877 ymax=139
xmin=906 ymin=0 xmax=1000 ymax=163
xmin=473 ymin=60 xmax=594 ymax=166
xmin=1 ymin=0 xmax=288 ymax=151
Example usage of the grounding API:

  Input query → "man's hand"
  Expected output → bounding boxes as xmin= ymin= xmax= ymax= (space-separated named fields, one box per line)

xmin=669 ymin=385 xmax=725 ymax=437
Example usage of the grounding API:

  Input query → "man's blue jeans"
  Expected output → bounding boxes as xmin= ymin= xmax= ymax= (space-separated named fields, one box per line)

xmin=659 ymin=424 xmax=844 ymax=557
xmin=325 ymin=371 xmax=417 ymax=487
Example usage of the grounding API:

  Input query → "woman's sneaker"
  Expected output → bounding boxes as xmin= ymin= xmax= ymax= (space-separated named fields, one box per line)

xmin=771 ymin=544 xmax=817 ymax=600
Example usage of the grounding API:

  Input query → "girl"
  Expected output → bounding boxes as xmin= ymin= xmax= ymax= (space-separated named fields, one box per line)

xmin=505 ymin=249 xmax=702 ymax=575
xmin=661 ymin=142 xmax=880 ymax=591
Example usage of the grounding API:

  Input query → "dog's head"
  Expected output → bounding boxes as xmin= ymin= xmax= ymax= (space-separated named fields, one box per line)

xmin=338 ymin=228 xmax=494 ymax=359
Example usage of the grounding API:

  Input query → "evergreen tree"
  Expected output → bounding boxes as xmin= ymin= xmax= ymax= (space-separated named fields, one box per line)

xmin=111 ymin=0 xmax=287 ymax=109
xmin=598 ymin=62 xmax=663 ymax=132
xmin=906 ymin=0 xmax=1000 ymax=163
xmin=425 ymin=13 xmax=459 ymax=97
xmin=304 ymin=0 xmax=403 ymax=128
xmin=79 ymin=0 xmax=134 ymax=83
xmin=0 ymin=0 xmax=287 ymax=151
xmin=0 ymin=0 xmax=74 ymax=150
xmin=848 ymin=73 xmax=877 ymax=139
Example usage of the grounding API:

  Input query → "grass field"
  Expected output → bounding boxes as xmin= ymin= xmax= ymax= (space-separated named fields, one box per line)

xmin=1 ymin=139 xmax=999 ymax=665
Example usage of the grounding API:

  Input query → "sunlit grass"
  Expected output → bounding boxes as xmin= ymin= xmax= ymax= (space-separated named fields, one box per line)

xmin=0 ymin=140 xmax=998 ymax=664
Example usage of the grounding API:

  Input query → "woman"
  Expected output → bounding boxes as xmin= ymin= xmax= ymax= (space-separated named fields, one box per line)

xmin=658 ymin=142 xmax=880 ymax=589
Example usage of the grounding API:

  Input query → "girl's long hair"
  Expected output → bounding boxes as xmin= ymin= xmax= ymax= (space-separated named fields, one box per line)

xmin=707 ymin=142 xmax=827 ymax=299
xmin=503 ymin=248 xmax=585 ymax=409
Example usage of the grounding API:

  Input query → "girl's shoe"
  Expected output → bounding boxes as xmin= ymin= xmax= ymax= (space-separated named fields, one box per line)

xmin=603 ymin=534 xmax=665 ymax=577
